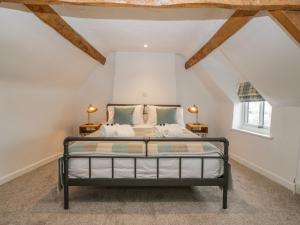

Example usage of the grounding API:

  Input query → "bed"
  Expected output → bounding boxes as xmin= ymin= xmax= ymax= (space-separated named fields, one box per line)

xmin=59 ymin=104 xmax=230 ymax=209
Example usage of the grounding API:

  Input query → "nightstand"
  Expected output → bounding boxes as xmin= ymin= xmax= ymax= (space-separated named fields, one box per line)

xmin=186 ymin=123 xmax=208 ymax=137
xmin=79 ymin=124 xmax=101 ymax=136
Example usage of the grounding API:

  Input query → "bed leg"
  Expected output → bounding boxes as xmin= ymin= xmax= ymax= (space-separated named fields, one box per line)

xmin=222 ymin=139 xmax=229 ymax=209
xmin=63 ymin=141 xmax=69 ymax=210
xmin=222 ymin=183 xmax=228 ymax=209
xmin=64 ymin=183 xmax=69 ymax=209
xmin=222 ymin=165 xmax=228 ymax=209
xmin=64 ymin=187 xmax=69 ymax=209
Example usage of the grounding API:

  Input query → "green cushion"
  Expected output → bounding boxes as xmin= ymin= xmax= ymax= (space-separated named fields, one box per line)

xmin=113 ymin=107 xmax=135 ymax=125
xmin=156 ymin=108 xmax=177 ymax=124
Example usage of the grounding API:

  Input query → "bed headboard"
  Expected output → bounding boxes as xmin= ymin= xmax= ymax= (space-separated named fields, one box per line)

xmin=106 ymin=103 xmax=181 ymax=122
xmin=107 ymin=103 xmax=181 ymax=108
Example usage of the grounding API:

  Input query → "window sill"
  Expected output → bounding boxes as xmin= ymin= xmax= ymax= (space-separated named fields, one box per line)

xmin=231 ymin=128 xmax=273 ymax=140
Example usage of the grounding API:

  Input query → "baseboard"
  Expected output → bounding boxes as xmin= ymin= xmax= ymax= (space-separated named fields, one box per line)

xmin=0 ymin=153 xmax=61 ymax=186
xmin=1 ymin=151 xmax=298 ymax=193
xmin=230 ymin=153 xmax=295 ymax=191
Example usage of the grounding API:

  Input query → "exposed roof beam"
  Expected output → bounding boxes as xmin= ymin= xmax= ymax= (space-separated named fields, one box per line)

xmin=185 ymin=10 xmax=258 ymax=69
xmin=3 ymin=0 xmax=300 ymax=11
xmin=270 ymin=10 xmax=300 ymax=44
xmin=25 ymin=4 xmax=106 ymax=64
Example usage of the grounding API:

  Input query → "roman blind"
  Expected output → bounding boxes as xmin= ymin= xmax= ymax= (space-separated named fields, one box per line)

xmin=237 ymin=82 xmax=265 ymax=102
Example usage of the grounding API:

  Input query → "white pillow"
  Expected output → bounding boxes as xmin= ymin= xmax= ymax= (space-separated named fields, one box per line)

xmin=107 ymin=105 xmax=144 ymax=125
xmin=146 ymin=105 xmax=157 ymax=125
xmin=177 ymin=107 xmax=184 ymax=126
xmin=146 ymin=105 xmax=184 ymax=126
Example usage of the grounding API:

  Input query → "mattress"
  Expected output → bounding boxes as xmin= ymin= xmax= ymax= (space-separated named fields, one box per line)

xmin=68 ymin=126 xmax=224 ymax=179
xmin=69 ymin=154 xmax=223 ymax=179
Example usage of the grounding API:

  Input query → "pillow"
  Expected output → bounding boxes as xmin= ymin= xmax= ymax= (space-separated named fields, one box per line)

xmin=146 ymin=105 xmax=157 ymax=125
xmin=113 ymin=107 xmax=135 ymax=125
xmin=107 ymin=105 xmax=144 ymax=125
xmin=146 ymin=105 xmax=185 ymax=126
xmin=156 ymin=108 xmax=177 ymax=124
xmin=176 ymin=107 xmax=184 ymax=126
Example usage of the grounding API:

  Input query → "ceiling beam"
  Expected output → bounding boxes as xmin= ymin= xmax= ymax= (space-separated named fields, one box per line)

xmin=185 ymin=10 xmax=258 ymax=69
xmin=25 ymin=4 xmax=106 ymax=64
xmin=3 ymin=0 xmax=300 ymax=11
xmin=270 ymin=10 xmax=300 ymax=44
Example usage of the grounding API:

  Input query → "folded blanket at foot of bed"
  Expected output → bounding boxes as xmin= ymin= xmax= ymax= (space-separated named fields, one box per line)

xmin=68 ymin=140 xmax=221 ymax=156
xmin=99 ymin=124 xmax=135 ymax=137
xmin=154 ymin=124 xmax=184 ymax=137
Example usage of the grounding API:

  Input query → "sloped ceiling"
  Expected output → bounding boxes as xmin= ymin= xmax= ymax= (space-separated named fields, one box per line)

xmin=197 ymin=49 xmax=241 ymax=103
xmin=0 ymin=4 xmax=98 ymax=88
xmin=1 ymin=3 xmax=300 ymax=106
xmin=59 ymin=12 xmax=230 ymax=57
xmin=220 ymin=12 xmax=300 ymax=106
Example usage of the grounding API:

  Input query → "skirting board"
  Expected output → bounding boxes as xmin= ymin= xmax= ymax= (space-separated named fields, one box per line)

xmin=1 ymin=151 xmax=298 ymax=194
xmin=0 ymin=153 xmax=61 ymax=186
xmin=230 ymin=153 xmax=295 ymax=192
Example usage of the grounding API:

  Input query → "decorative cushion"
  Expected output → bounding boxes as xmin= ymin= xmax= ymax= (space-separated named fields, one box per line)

xmin=113 ymin=107 xmax=135 ymax=125
xmin=156 ymin=108 xmax=177 ymax=124
xmin=107 ymin=105 xmax=144 ymax=125
xmin=146 ymin=105 xmax=184 ymax=126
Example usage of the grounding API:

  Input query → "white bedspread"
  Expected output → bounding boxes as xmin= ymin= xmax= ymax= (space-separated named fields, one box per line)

xmin=67 ymin=124 xmax=225 ymax=179
xmin=155 ymin=124 xmax=184 ymax=137
xmin=99 ymin=124 xmax=135 ymax=137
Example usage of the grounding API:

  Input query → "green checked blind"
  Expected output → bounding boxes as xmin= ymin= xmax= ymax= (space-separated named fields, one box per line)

xmin=237 ymin=82 xmax=265 ymax=102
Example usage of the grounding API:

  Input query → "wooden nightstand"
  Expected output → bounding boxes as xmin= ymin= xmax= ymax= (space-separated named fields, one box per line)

xmin=186 ymin=123 xmax=208 ymax=137
xmin=79 ymin=124 xmax=101 ymax=136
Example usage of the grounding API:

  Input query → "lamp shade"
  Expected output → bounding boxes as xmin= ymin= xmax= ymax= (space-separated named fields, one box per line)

xmin=87 ymin=104 xmax=98 ymax=113
xmin=188 ymin=104 xmax=198 ymax=114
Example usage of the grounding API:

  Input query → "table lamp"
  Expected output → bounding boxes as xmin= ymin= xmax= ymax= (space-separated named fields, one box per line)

xmin=86 ymin=104 xmax=98 ymax=125
xmin=188 ymin=104 xmax=199 ymax=124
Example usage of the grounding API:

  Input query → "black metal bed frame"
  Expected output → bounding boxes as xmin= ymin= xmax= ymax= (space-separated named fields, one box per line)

xmin=61 ymin=104 xmax=229 ymax=209
xmin=62 ymin=137 xmax=229 ymax=209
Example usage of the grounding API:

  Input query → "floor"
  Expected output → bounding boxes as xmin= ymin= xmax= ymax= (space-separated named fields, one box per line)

xmin=0 ymin=160 xmax=299 ymax=225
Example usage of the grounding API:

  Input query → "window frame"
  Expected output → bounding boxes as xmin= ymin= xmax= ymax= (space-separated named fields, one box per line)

xmin=241 ymin=101 xmax=271 ymax=134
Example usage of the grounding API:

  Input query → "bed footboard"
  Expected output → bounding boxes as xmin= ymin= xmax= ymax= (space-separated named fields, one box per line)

xmin=62 ymin=137 xmax=229 ymax=210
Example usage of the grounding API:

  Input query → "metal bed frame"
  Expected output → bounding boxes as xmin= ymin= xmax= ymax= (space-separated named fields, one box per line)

xmin=61 ymin=104 xmax=229 ymax=210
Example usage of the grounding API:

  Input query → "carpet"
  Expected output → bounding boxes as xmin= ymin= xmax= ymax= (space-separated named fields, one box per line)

xmin=0 ymin=160 xmax=299 ymax=225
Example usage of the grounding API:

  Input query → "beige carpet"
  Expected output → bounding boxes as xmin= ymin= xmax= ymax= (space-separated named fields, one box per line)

xmin=0 ymin=160 xmax=299 ymax=225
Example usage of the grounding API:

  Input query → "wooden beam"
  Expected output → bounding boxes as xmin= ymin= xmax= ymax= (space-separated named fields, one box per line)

xmin=25 ymin=4 xmax=106 ymax=64
xmin=3 ymin=0 xmax=300 ymax=11
xmin=185 ymin=10 xmax=258 ymax=69
xmin=270 ymin=10 xmax=300 ymax=44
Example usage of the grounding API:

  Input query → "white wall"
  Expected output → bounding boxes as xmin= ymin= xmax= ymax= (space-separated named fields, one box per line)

xmin=0 ymin=4 xmax=97 ymax=185
xmin=74 ymin=54 xmax=115 ymax=130
xmin=113 ymin=52 xmax=177 ymax=104
xmin=175 ymin=55 xmax=218 ymax=136
xmin=2 ymin=4 xmax=299 ymax=191
xmin=216 ymin=102 xmax=300 ymax=191
xmin=0 ymin=6 xmax=98 ymax=89
xmin=220 ymin=14 xmax=300 ymax=106
xmin=194 ymin=14 xmax=300 ymax=192
xmin=0 ymin=81 xmax=75 ymax=185
xmin=72 ymin=52 xmax=219 ymax=136
xmin=199 ymin=49 xmax=241 ymax=103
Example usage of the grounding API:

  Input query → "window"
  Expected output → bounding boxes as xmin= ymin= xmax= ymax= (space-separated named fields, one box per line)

xmin=242 ymin=101 xmax=272 ymax=130
xmin=236 ymin=82 xmax=272 ymax=136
